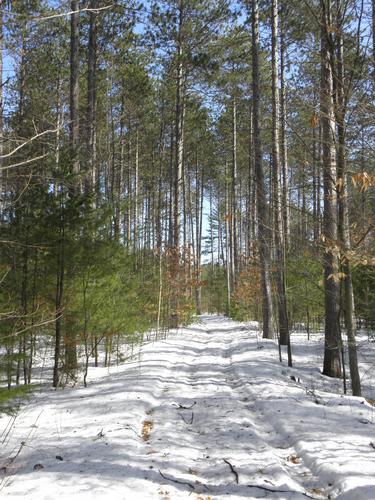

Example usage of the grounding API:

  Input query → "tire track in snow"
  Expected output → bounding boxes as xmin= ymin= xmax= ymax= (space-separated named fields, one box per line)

xmin=2 ymin=316 xmax=365 ymax=499
xmin=150 ymin=316 xmax=326 ymax=499
xmin=201 ymin=319 xmax=324 ymax=499
xmin=226 ymin=331 xmax=328 ymax=499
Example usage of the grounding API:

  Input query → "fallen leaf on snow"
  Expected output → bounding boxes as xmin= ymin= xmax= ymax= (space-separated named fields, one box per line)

xmin=142 ymin=420 xmax=154 ymax=442
xmin=309 ymin=488 xmax=323 ymax=495
xmin=158 ymin=487 xmax=170 ymax=499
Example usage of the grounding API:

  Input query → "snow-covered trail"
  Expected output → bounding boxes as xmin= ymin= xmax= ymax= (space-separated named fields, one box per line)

xmin=1 ymin=316 xmax=374 ymax=500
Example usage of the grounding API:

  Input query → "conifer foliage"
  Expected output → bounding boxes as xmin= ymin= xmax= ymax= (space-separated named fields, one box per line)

xmin=0 ymin=0 xmax=374 ymax=395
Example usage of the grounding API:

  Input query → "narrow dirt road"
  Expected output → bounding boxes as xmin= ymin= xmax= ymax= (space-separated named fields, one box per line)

xmin=1 ymin=316 xmax=374 ymax=499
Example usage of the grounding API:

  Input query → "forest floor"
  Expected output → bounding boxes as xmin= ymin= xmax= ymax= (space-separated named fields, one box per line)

xmin=0 ymin=315 xmax=375 ymax=500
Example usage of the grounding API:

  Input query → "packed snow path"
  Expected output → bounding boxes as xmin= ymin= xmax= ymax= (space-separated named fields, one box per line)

xmin=1 ymin=316 xmax=375 ymax=499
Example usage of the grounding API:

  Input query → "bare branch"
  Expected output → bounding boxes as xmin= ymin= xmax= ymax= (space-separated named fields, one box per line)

xmin=1 ymin=129 xmax=57 ymax=160
xmin=0 ymin=314 xmax=62 ymax=341
xmin=33 ymin=5 xmax=114 ymax=23
xmin=223 ymin=459 xmax=239 ymax=484
xmin=0 ymin=154 xmax=47 ymax=171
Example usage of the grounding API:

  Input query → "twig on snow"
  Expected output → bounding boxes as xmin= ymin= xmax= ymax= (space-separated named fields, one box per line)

xmin=247 ymin=483 xmax=318 ymax=499
xmin=223 ymin=458 xmax=239 ymax=484
xmin=124 ymin=424 xmax=142 ymax=441
xmin=158 ymin=469 xmax=196 ymax=490
xmin=180 ymin=412 xmax=194 ymax=425
xmin=0 ymin=413 xmax=18 ymax=446
xmin=174 ymin=402 xmax=196 ymax=410
xmin=0 ymin=410 xmax=43 ymax=490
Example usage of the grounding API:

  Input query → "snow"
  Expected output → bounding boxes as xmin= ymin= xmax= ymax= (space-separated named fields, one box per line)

xmin=1 ymin=315 xmax=375 ymax=499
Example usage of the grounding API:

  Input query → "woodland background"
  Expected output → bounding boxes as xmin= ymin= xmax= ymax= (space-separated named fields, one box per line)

xmin=0 ymin=0 xmax=374 ymax=397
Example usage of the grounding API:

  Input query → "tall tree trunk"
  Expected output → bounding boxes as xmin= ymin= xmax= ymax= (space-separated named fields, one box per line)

xmin=20 ymin=229 xmax=29 ymax=385
xmin=70 ymin=0 xmax=80 ymax=182
xmin=194 ymin=159 xmax=203 ymax=315
xmin=312 ymin=122 xmax=320 ymax=243
xmin=87 ymin=0 xmax=98 ymax=199
xmin=280 ymin=14 xmax=289 ymax=250
xmin=247 ymin=102 xmax=254 ymax=257
xmin=317 ymin=122 xmax=322 ymax=237
xmin=65 ymin=0 xmax=80 ymax=372
xmin=225 ymin=163 xmax=231 ymax=315
xmin=109 ymin=84 xmax=117 ymax=240
xmin=251 ymin=0 xmax=274 ymax=338
xmin=117 ymin=93 xmax=126 ymax=241
xmin=271 ymin=0 xmax=290 ymax=359
xmin=170 ymin=0 xmax=185 ymax=328
xmin=0 ymin=0 xmax=3 ymax=216
xmin=53 ymin=201 xmax=65 ymax=388
xmin=156 ymin=99 xmax=166 ymax=251
xmin=134 ymin=125 xmax=139 ymax=252
xmin=126 ymin=122 xmax=132 ymax=246
xmin=231 ymin=96 xmax=238 ymax=287
xmin=335 ymin=1 xmax=361 ymax=396
xmin=168 ymin=126 xmax=174 ymax=247
xmin=320 ymin=0 xmax=341 ymax=378
xmin=301 ymin=161 xmax=307 ymax=242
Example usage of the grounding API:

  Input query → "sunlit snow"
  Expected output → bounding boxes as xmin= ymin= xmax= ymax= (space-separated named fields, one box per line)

xmin=1 ymin=316 xmax=374 ymax=499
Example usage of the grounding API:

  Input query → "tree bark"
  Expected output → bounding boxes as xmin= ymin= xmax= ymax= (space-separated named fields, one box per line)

xmin=251 ymin=0 xmax=274 ymax=338
xmin=86 ymin=0 xmax=98 ymax=199
xmin=194 ymin=159 xmax=203 ymax=315
xmin=335 ymin=1 xmax=361 ymax=395
xmin=280 ymin=11 xmax=289 ymax=250
xmin=231 ymin=96 xmax=238 ymax=286
xmin=271 ymin=0 xmax=290 ymax=358
xmin=170 ymin=0 xmax=186 ymax=328
xmin=320 ymin=0 xmax=341 ymax=378
xmin=70 ymin=0 xmax=80 ymax=182
xmin=134 ymin=125 xmax=139 ymax=252
xmin=53 ymin=202 xmax=65 ymax=388
xmin=64 ymin=0 xmax=79 ymax=372
xmin=225 ymin=163 xmax=231 ymax=315
xmin=0 ymin=0 xmax=3 ymax=215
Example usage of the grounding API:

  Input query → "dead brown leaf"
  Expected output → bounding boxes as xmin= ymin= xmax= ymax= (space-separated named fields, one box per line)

xmin=310 ymin=113 xmax=319 ymax=128
xmin=309 ymin=488 xmax=323 ymax=495
xmin=286 ymin=455 xmax=301 ymax=464
xmin=141 ymin=420 xmax=154 ymax=442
